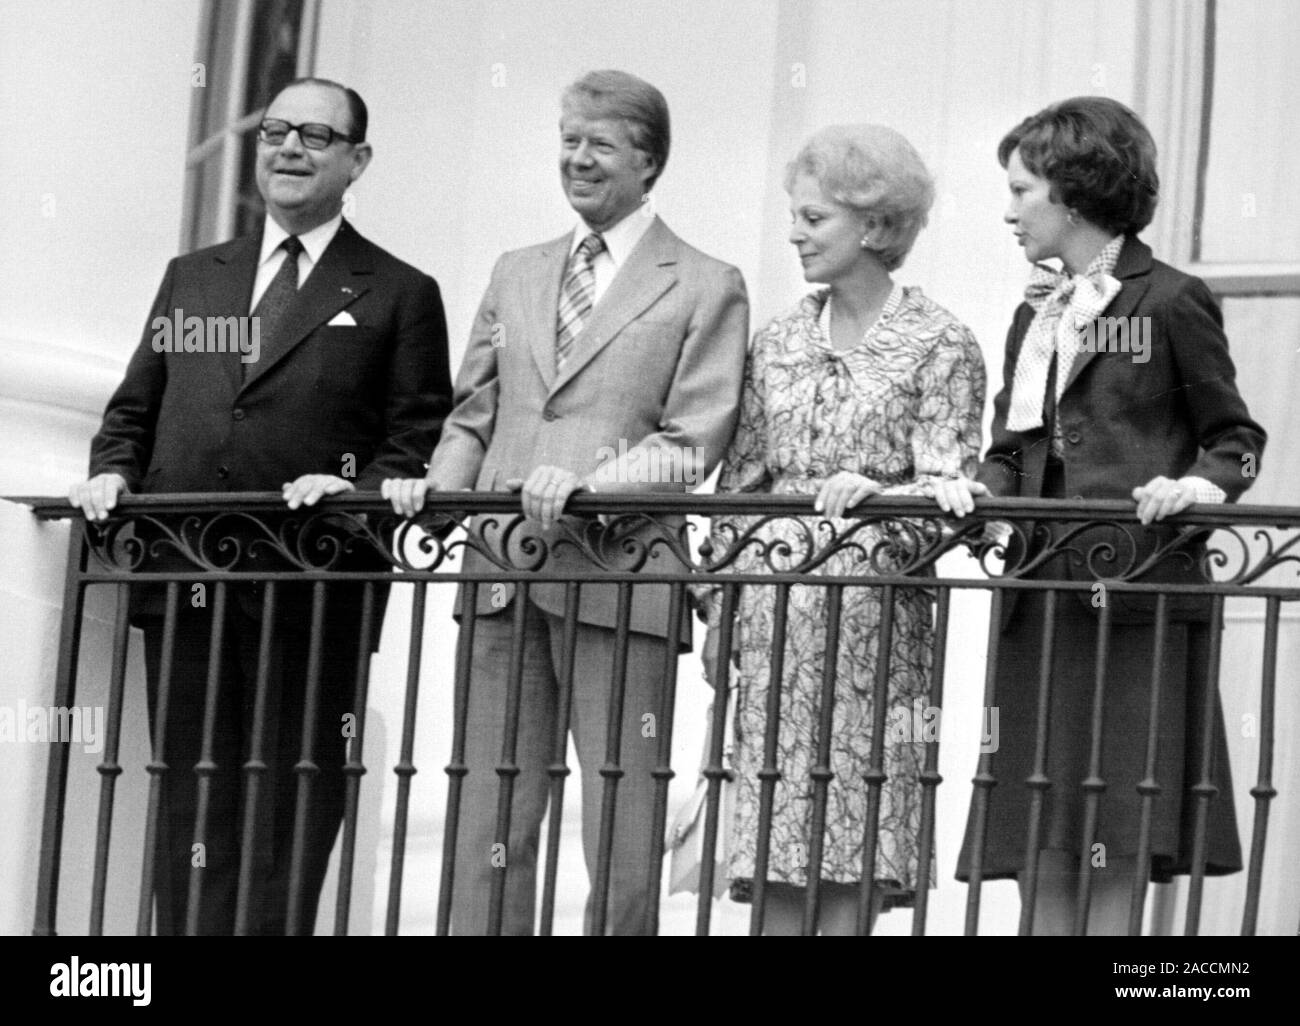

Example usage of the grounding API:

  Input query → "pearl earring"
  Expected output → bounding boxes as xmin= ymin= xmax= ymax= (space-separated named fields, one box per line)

xmin=860 ymin=236 xmax=871 ymax=249
xmin=1067 ymin=210 xmax=1079 ymax=225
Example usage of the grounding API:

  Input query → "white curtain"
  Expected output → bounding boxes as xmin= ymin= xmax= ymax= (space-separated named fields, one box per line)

xmin=1133 ymin=0 xmax=1207 ymax=264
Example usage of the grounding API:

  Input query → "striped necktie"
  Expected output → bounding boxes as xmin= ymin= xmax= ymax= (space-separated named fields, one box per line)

xmin=555 ymin=232 xmax=604 ymax=371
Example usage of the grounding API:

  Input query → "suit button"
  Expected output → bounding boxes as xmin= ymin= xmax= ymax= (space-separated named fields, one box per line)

xmin=217 ymin=465 xmax=230 ymax=479
xmin=232 ymin=409 xmax=245 ymax=421
xmin=543 ymin=410 xmax=558 ymax=421
xmin=1066 ymin=430 xmax=1081 ymax=444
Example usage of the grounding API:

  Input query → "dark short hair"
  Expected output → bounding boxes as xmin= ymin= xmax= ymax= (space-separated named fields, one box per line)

xmin=277 ymin=77 xmax=369 ymax=142
xmin=561 ymin=70 xmax=670 ymax=190
xmin=998 ymin=96 xmax=1158 ymax=235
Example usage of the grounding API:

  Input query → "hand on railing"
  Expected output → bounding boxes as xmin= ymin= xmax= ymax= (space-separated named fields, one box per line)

xmin=813 ymin=472 xmax=882 ymax=518
xmin=282 ymin=474 xmax=355 ymax=510
xmin=1132 ymin=475 xmax=1219 ymax=525
xmin=930 ymin=475 xmax=989 ymax=518
xmin=382 ymin=472 xmax=598 ymax=530
xmin=505 ymin=467 xmax=595 ymax=532
xmin=381 ymin=476 xmax=443 ymax=517
xmin=68 ymin=473 xmax=129 ymax=521
xmin=928 ymin=475 xmax=1009 ymax=548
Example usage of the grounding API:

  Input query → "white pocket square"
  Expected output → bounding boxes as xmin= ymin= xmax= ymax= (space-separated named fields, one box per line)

xmin=327 ymin=310 xmax=358 ymax=327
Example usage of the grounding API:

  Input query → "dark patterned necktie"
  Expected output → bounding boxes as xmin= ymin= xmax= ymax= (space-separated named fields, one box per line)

xmin=246 ymin=235 xmax=303 ymax=379
xmin=555 ymin=232 xmax=604 ymax=371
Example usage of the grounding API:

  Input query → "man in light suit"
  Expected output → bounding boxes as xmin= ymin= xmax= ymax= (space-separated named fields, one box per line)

xmin=385 ymin=69 xmax=749 ymax=934
xmin=70 ymin=78 xmax=453 ymax=934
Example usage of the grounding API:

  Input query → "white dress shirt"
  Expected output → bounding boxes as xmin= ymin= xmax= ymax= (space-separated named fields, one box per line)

xmin=250 ymin=212 xmax=343 ymax=312
xmin=569 ymin=206 xmax=655 ymax=498
xmin=569 ymin=205 xmax=655 ymax=306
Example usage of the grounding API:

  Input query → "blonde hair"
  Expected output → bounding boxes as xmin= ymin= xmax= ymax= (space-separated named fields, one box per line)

xmin=785 ymin=124 xmax=935 ymax=270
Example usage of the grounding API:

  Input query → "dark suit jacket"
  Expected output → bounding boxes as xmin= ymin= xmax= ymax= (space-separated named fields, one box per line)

xmin=977 ymin=235 xmax=1266 ymax=622
xmin=89 ymin=218 xmax=454 ymax=641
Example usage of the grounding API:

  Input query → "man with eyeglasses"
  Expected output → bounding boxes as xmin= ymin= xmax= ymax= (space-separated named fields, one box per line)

xmin=71 ymin=78 xmax=453 ymax=935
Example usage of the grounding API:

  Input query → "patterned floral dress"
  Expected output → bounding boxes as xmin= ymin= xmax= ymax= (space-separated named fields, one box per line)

xmin=701 ymin=285 xmax=985 ymax=902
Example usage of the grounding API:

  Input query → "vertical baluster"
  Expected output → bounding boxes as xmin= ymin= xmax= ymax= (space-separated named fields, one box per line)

xmin=964 ymin=588 xmax=1003 ymax=936
xmin=857 ymin=584 xmax=895 ymax=935
xmin=436 ymin=582 xmax=478 ymax=936
xmin=749 ymin=582 xmax=790 ymax=936
xmin=138 ymin=581 xmax=180 ymax=935
xmin=234 ymin=581 xmax=278 ymax=936
xmin=1184 ymin=594 xmax=1226 ymax=936
xmin=912 ymin=585 xmax=950 ymax=937
xmin=1018 ymin=588 xmax=1057 ymax=936
xmin=590 ymin=582 xmax=634 ymax=936
xmin=88 ymin=581 xmax=132 ymax=935
xmin=385 ymin=579 xmax=427 ymax=935
xmin=641 ymin=580 xmax=685 ymax=937
xmin=185 ymin=581 xmax=228 ymax=936
xmin=34 ymin=528 xmax=89 ymax=937
xmin=1073 ymin=597 xmax=1112 ymax=935
xmin=695 ymin=582 xmax=738 ymax=936
xmin=286 ymin=581 xmax=328 ymax=936
xmin=485 ymin=582 xmax=529 ymax=936
xmin=1128 ymin=593 xmax=1168 ymax=936
xmin=802 ymin=584 xmax=843 ymax=936
xmin=1241 ymin=596 xmax=1279 ymax=936
xmin=333 ymin=581 xmax=376 ymax=936
xmin=539 ymin=582 xmax=581 ymax=936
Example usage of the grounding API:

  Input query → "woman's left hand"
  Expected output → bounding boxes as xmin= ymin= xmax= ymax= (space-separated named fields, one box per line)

xmin=931 ymin=475 xmax=990 ymax=518
xmin=1132 ymin=475 xmax=1197 ymax=525
xmin=814 ymin=472 xmax=881 ymax=519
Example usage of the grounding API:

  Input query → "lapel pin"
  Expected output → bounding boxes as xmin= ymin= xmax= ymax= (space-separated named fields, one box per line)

xmin=341 ymin=287 xmax=354 ymax=295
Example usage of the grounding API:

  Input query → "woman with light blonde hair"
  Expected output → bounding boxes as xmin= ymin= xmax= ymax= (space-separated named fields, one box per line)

xmin=697 ymin=123 xmax=985 ymax=934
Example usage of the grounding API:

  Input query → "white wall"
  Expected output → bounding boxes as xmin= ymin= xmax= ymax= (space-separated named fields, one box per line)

xmin=0 ymin=0 xmax=201 ymax=936
xmin=0 ymin=0 xmax=199 ymax=493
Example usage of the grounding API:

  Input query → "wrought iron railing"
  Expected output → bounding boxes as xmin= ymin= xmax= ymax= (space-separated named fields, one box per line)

xmin=12 ymin=492 xmax=1300 ymax=936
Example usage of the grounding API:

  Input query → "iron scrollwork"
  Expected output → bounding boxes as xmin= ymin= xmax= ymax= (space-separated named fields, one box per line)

xmin=72 ymin=499 xmax=1300 ymax=589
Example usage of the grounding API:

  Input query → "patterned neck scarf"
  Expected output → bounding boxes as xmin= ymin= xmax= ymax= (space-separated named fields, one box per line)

xmin=1006 ymin=234 xmax=1124 ymax=431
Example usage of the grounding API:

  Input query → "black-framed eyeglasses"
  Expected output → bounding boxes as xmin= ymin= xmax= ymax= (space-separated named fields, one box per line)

xmin=257 ymin=118 xmax=358 ymax=150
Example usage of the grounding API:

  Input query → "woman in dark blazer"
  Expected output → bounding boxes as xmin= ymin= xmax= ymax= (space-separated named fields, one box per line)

xmin=933 ymin=96 xmax=1266 ymax=934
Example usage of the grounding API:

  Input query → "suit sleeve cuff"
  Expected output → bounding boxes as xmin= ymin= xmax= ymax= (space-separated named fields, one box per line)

xmin=1184 ymin=476 xmax=1227 ymax=504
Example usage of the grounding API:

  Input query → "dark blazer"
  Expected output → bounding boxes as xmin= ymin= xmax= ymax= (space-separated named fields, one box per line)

xmin=977 ymin=235 xmax=1266 ymax=622
xmin=89 ymin=219 xmax=454 ymax=636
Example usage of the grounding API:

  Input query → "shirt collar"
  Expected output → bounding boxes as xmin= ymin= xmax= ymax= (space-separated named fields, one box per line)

xmin=1085 ymin=234 xmax=1124 ymax=280
xmin=569 ymin=206 xmax=654 ymax=267
xmin=259 ymin=212 xmax=344 ymax=268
